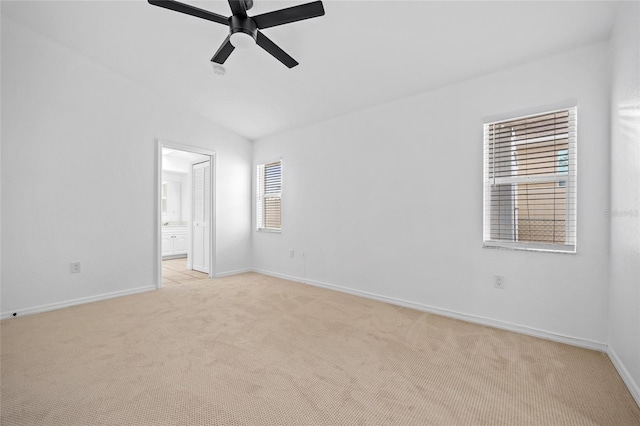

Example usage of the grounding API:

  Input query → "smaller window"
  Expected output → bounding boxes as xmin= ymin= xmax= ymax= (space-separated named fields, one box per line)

xmin=256 ymin=161 xmax=282 ymax=232
xmin=161 ymin=182 xmax=168 ymax=214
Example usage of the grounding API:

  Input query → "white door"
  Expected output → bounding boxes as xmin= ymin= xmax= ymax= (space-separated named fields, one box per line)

xmin=191 ymin=160 xmax=210 ymax=273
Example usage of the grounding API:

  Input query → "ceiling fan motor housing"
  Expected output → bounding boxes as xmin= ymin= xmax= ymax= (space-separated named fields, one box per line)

xmin=230 ymin=15 xmax=258 ymax=42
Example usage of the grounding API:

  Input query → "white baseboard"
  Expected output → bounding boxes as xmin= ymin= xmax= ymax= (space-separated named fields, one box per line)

xmin=215 ymin=268 xmax=252 ymax=278
xmin=162 ymin=254 xmax=187 ymax=260
xmin=608 ymin=346 xmax=640 ymax=408
xmin=1 ymin=269 xmax=252 ymax=320
xmin=251 ymin=268 xmax=608 ymax=353
xmin=0 ymin=285 xmax=157 ymax=320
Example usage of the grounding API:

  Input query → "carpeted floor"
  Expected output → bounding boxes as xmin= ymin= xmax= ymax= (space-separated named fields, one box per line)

xmin=2 ymin=272 xmax=639 ymax=425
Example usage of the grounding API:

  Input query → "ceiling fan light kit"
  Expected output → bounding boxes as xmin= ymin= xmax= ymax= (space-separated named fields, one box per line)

xmin=229 ymin=16 xmax=257 ymax=49
xmin=148 ymin=0 xmax=325 ymax=68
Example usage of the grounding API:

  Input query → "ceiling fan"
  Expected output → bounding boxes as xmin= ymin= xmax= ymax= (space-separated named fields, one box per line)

xmin=148 ymin=0 xmax=325 ymax=68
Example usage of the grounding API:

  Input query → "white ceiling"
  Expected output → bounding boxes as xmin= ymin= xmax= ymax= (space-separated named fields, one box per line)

xmin=2 ymin=0 xmax=618 ymax=140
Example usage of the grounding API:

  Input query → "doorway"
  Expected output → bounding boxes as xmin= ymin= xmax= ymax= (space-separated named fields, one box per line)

xmin=157 ymin=141 xmax=215 ymax=288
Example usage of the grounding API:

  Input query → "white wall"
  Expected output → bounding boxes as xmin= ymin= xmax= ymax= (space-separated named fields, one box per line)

xmin=253 ymin=42 xmax=611 ymax=348
xmin=161 ymin=171 xmax=188 ymax=223
xmin=608 ymin=1 xmax=640 ymax=404
xmin=1 ymin=16 xmax=252 ymax=315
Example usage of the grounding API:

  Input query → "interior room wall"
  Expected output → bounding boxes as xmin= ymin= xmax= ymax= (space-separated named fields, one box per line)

xmin=1 ymin=16 xmax=252 ymax=316
xmin=161 ymin=171 xmax=188 ymax=223
xmin=608 ymin=1 xmax=640 ymax=404
xmin=252 ymin=42 xmax=611 ymax=349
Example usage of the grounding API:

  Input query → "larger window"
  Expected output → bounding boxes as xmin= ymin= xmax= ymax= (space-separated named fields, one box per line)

xmin=483 ymin=108 xmax=577 ymax=252
xmin=256 ymin=160 xmax=282 ymax=232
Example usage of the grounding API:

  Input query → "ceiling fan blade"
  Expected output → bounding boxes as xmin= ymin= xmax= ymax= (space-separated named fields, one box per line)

xmin=228 ymin=0 xmax=247 ymax=18
xmin=256 ymin=31 xmax=298 ymax=68
xmin=211 ymin=36 xmax=235 ymax=64
xmin=148 ymin=0 xmax=229 ymax=26
xmin=253 ymin=1 xmax=324 ymax=30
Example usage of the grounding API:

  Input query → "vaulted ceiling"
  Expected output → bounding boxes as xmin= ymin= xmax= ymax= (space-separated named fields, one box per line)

xmin=1 ymin=1 xmax=618 ymax=140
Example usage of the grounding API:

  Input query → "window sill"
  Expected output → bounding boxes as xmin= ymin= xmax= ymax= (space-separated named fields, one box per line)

xmin=257 ymin=228 xmax=281 ymax=234
xmin=483 ymin=241 xmax=576 ymax=254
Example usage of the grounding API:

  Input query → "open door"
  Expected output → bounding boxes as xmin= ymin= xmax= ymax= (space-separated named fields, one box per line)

xmin=191 ymin=160 xmax=210 ymax=273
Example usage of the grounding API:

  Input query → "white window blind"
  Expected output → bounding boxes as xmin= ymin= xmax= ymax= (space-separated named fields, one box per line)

xmin=256 ymin=161 xmax=282 ymax=231
xmin=483 ymin=107 xmax=577 ymax=253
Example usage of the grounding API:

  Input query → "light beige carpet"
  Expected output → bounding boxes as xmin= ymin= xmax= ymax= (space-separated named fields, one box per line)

xmin=2 ymin=273 xmax=639 ymax=425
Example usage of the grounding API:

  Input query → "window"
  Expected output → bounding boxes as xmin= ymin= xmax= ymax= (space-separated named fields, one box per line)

xmin=256 ymin=161 xmax=282 ymax=231
xmin=161 ymin=182 xmax=168 ymax=215
xmin=483 ymin=108 xmax=577 ymax=252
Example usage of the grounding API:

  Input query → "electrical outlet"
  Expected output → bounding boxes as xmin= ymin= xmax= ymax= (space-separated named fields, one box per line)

xmin=494 ymin=275 xmax=505 ymax=289
xmin=70 ymin=262 xmax=81 ymax=273
xmin=301 ymin=251 xmax=307 ymax=259
xmin=289 ymin=249 xmax=295 ymax=259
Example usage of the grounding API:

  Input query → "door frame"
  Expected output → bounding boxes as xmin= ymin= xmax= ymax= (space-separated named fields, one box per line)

xmin=157 ymin=140 xmax=216 ymax=288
